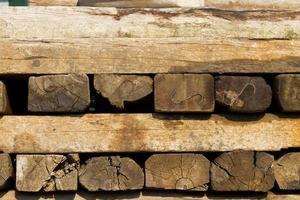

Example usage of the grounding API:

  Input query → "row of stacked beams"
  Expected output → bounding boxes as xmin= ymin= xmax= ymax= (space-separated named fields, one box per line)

xmin=0 ymin=152 xmax=298 ymax=192
xmin=27 ymin=0 xmax=300 ymax=10
xmin=1 ymin=7 xmax=300 ymax=74
xmin=10 ymin=74 xmax=300 ymax=113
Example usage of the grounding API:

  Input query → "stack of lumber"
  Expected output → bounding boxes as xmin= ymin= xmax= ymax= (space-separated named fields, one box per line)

xmin=0 ymin=0 xmax=300 ymax=199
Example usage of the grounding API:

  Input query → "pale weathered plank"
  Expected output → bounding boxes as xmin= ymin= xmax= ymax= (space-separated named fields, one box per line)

xmin=27 ymin=0 xmax=300 ymax=10
xmin=0 ymin=114 xmax=299 ymax=153
xmin=1 ymin=38 xmax=300 ymax=74
xmin=28 ymin=0 xmax=78 ymax=6
xmin=29 ymin=0 xmax=205 ymax=7
xmin=205 ymin=0 xmax=300 ymax=10
xmin=77 ymin=0 xmax=204 ymax=7
xmin=1 ymin=7 xmax=300 ymax=40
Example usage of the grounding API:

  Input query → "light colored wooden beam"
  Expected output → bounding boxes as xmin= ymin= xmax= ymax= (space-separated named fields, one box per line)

xmin=28 ymin=0 xmax=78 ymax=6
xmin=27 ymin=0 xmax=300 ymax=10
xmin=1 ymin=38 xmax=300 ymax=74
xmin=205 ymin=0 xmax=300 ymax=10
xmin=0 ymin=114 xmax=299 ymax=153
xmin=1 ymin=7 xmax=300 ymax=40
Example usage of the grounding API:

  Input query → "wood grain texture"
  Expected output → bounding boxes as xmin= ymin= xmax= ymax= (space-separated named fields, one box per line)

xmin=274 ymin=74 xmax=300 ymax=112
xmin=28 ymin=74 xmax=90 ymax=113
xmin=1 ymin=190 xmax=291 ymax=200
xmin=155 ymin=74 xmax=214 ymax=112
xmin=1 ymin=7 xmax=300 ymax=74
xmin=77 ymin=0 xmax=204 ymax=7
xmin=145 ymin=154 xmax=210 ymax=191
xmin=16 ymin=154 xmax=79 ymax=192
xmin=1 ymin=7 xmax=300 ymax=40
xmin=211 ymin=151 xmax=274 ymax=192
xmin=28 ymin=0 xmax=78 ymax=6
xmin=0 ymin=114 xmax=298 ymax=153
xmin=27 ymin=0 xmax=300 ymax=10
xmin=205 ymin=0 xmax=300 ymax=10
xmin=215 ymin=76 xmax=272 ymax=113
xmin=94 ymin=74 xmax=153 ymax=108
xmin=2 ymin=38 xmax=300 ymax=74
xmin=273 ymin=153 xmax=300 ymax=190
xmin=79 ymin=156 xmax=144 ymax=191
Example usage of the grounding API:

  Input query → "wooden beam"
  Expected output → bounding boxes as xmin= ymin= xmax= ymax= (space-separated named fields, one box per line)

xmin=0 ymin=114 xmax=299 ymax=153
xmin=205 ymin=0 xmax=300 ymax=10
xmin=27 ymin=0 xmax=300 ymax=10
xmin=28 ymin=0 xmax=78 ymax=6
xmin=1 ymin=7 xmax=300 ymax=40
xmin=2 ymin=38 xmax=300 ymax=74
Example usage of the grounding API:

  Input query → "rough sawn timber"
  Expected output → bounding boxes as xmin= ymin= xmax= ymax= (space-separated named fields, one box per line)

xmin=1 ymin=7 xmax=300 ymax=40
xmin=0 ymin=114 xmax=299 ymax=153
xmin=2 ymin=38 xmax=300 ymax=74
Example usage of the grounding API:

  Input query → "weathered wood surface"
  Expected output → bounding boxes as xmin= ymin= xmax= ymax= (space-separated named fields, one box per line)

xmin=78 ymin=0 xmax=204 ymax=7
xmin=274 ymin=74 xmax=300 ymax=112
xmin=273 ymin=153 xmax=300 ymax=190
xmin=28 ymin=0 xmax=77 ymax=6
xmin=215 ymin=76 xmax=272 ymax=113
xmin=27 ymin=0 xmax=300 ymax=10
xmin=0 ymin=6 xmax=300 ymax=40
xmin=16 ymin=154 xmax=79 ymax=192
xmin=211 ymin=151 xmax=275 ymax=192
xmin=145 ymin=154 xmax=210 ymax=191
xmin=205 ymin=0 xmax=300 ymax=10
xmin=0 ymin=154 xmax=13 ymax=190
xmin=1 ymin=7 xmax=300 ymax=40
xmin=94 ymin=74 xmax=153 ymax=108
xmin=0 ymin=114 xmax=299 ymax=153
xmin=0 ymin=82 xmax=11 ymax=114
xmin=2 ymin=38 xmax=300 ymax=74
xmin=28 ymin=74 xmax=90 ymax=112
xmin=2 ymin=190 xmax=292 ymax=200
xmin=79 ymin=156 xmax=144 ymax=191
xmin=155 ymin=74 xmax=214 ymax=112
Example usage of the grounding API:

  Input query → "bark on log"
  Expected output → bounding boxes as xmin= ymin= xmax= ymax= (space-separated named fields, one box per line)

xmin=0 ymin=154 xmax=13 ymax=190
xmin=145 ymin=154 xmax=210 ymax=191
xmin=79 ymin=156 xmax=144 ymax=191
xmin=16 ymin=154 xmax=79 ymax=192
xmin=0 ymin=82 xmax=11 ymax=114
xmin=28 ymin=74 xmax=90 ymax=112
xmin=211 ymin=151 xmax=275 ymax=192
xmin=154 ymin=74 xmax=214 ymax=112
xmin=274 ymin=74 xmax=300 ymax=112
xmin=1 ymin=7 xmax=300 ymax=40
xmin=273 ymin=153 xmax=300 ymax=190
xmin=215 ymin=76 xmax=272 ymax=113
xmin=94 ymin=74 xmax=153 ymax=109
xmin=2 ymin=38 xmax=300 ymax=74
xmin=28 ymin=0 xmax=78 ymax=6
xmin=0 ymin=114 xmax=298 ymax=153
xmin=205 ymin=0 xmax=300 ymax=10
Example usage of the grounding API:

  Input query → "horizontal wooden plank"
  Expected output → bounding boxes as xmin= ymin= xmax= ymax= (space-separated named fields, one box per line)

xmin=1 ymin=7 xmax=300 ymax=40
xmin=1 ymin=38 xmax=300 ymax=74
xmin=0 ymin=114 xmax=299 ymax=153
xmin=205 ymin=0 xmax=300 ymax=10
xmin=29 ymin=0 xmax=78 ymax=6
xmin=29 ymin=0 xmax=205 ymax=7
xmin=27 ymin=0 xmax=300 ymax=10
